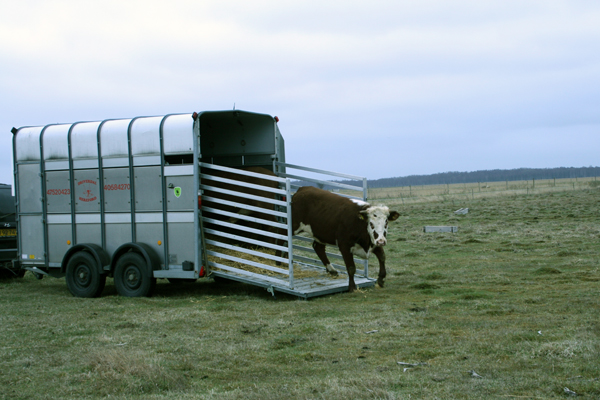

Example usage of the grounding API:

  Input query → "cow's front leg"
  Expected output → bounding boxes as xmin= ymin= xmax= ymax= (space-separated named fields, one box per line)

xmin=313 ymin=241 xmax=338 ymax=276
xmin=372 ymin=246 xmax=386 ymax=288
xmin=340 ymin=246 xmax=357 ymax=292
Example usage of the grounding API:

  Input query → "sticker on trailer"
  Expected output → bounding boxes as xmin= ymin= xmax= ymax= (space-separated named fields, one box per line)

xmin=78 ymin=179 xmax=98 ymax=202
xmin=174 ymin=187 xmax=181 ymax=198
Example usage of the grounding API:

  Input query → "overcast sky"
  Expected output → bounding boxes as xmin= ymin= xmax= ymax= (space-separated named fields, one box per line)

xmin=1 ymin=0 xmax=599 ymax=186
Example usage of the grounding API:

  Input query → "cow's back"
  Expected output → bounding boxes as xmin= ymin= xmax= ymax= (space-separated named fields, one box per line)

xmin=292 ymin=186 xmax=365 ymax=245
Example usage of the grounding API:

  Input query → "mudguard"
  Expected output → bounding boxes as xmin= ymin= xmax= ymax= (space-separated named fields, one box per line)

xmin=61 ymin=243 xmax=110 ymax=275
xmin=110 ymin=242 xmax=161 ymax=277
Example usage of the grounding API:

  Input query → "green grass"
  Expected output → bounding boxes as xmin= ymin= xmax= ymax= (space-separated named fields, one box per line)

xmin=1 ymin=188 xmax=599 ymax=399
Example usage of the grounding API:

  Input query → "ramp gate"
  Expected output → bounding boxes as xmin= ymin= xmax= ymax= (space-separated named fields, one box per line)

xmin=199 ymin=162 xmax=374 ymax=298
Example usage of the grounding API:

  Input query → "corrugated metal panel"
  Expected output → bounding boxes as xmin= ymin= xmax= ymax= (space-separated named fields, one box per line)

xmin=71 ymin=121 xmax=101 ymax=160
xmin=42 ymin=124 xmax=70 ymax=160
xmin=100 ymin=119 xmax=131 ymax=158
xmin=163 ymin=114 xmax=194 ymax=154
xmin=131 ymin=116 xmax=162 ymax=156
xmin=15 ymin=126 xmax=43 ymax=161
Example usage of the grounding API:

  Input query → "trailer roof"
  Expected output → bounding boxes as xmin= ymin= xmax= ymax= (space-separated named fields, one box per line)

xmin=13 ymin=110 xmax=278 ymax=163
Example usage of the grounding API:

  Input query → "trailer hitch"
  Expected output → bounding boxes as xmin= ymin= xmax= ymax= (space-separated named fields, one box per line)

xmin=24 ymin=266 xmax=48 ymax=280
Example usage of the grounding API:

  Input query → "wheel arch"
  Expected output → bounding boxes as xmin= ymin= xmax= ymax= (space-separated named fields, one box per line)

xmin=61 ymin=244 xmax=110 ymax=275
xmin=110 ymin=243 xmax=161 ymax=277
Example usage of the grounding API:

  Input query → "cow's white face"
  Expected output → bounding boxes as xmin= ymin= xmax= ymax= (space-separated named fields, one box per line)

xmin=361 ymin=205 xmax=400 ymax=247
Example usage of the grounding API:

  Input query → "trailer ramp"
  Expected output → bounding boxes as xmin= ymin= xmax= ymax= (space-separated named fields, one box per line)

xmin=199 ymin=162 xmax=375 ymax=298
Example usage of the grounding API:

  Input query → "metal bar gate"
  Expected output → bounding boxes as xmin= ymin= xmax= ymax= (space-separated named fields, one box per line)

xmin=198 ymin=162 xmax=374 ymax=298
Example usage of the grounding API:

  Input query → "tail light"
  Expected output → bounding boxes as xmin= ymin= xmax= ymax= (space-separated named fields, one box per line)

xmin=198 ymin=195 xmax=202 ymax=208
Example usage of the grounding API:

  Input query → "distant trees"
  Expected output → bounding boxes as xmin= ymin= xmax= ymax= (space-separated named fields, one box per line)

xmin=293 ymin=167 xmax=600 ymax=190
xmin=366 ymin=167 xmax=600 ymax=188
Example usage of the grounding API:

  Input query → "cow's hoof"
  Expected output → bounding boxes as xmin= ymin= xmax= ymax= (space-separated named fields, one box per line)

xmin=377 ymin=280 xmax=385 ymax=288
xmin=328 ymin=270 xmax=339 ymax=276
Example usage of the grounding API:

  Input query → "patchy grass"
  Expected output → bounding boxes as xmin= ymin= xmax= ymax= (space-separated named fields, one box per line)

xmin=1 ymin=188 xmax=599 ymax=399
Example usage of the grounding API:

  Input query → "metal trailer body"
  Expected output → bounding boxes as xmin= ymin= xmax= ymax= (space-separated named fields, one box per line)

xmin=12 ymin=110 xmax=375 ymax=298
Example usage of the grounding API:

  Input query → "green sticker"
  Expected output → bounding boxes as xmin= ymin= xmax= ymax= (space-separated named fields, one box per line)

xmin=174 ymin=187 xmax=181 ymax=198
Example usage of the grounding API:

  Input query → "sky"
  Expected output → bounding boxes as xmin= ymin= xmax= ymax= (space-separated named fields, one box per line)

xmin=1 ymin=0 xmax=599 ymax=186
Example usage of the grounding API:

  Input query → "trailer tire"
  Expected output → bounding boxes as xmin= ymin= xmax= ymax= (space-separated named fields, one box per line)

xmin=66 ymin=252 xmax=106 ymax=298
xmin=114 ymin=252 xmax=156 ymax=297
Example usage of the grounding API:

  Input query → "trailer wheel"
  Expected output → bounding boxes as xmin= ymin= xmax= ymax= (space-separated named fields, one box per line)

xmin=66 ymin=252 xmax=106 ymax=298
xmin=114 ymin=252 xmax=156 ymax=297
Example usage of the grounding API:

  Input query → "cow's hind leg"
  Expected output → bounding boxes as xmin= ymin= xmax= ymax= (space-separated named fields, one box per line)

xmin=372 ymin=246 xmax=386 ymax=288
xmin=312 ymin=241 xmax=338 ymax=276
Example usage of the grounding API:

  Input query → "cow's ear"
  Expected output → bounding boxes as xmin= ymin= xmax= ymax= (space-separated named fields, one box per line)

xmin=359 ymin=209 xmax=369 ymax=220
xmin=388 ymin=211 xmax=400 ymax=221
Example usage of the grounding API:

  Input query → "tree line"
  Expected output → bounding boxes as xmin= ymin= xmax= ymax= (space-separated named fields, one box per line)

xmin=367 ymin=166 xmax=600 ymax=188
xmin=295 ymin=166 xmax=600 ymax=190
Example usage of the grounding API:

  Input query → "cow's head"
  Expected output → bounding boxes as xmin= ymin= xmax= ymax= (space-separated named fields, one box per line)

xmin=360 ymin=205 xmax=400 ymax=247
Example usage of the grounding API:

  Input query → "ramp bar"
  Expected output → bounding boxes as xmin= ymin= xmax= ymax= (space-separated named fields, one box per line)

xmin=199 ymin=184 xmax=287 ymax=207
xmin=201 ymin=173 xmax=288 ymax=196
xmin=201 ymin=195 xmax=287 ymax=219
xmin=200 ymin=161 xmax=287 ymax=183
xmin=202 ymin=206 xmax=287 ymax=229
xmin=202 ymin=217 xmax=288 ymax=241
xmin=206 ymin=241 xmax=289 ymax=272
xmin=203 ymin=228 xmax=288 ymax=253
xmin=275 ymin=162 xmax=364 ymax=181
xmin=207 ymin=261 xmax=290 ymax=287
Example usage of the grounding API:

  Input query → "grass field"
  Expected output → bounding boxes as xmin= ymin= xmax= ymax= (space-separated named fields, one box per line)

xmin=1 ymin=184 xmax=599 ymax=399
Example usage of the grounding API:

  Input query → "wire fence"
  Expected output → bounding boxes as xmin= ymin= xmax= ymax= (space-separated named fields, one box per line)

xmin=367 ymin=176 xmax=600 ymax=204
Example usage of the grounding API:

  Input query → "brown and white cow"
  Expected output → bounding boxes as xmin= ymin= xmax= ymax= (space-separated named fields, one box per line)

xmin=292 ymin=186 xmax=399 ymax=292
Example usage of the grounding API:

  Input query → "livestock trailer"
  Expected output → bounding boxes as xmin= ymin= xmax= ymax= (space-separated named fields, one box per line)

xmin=11 ymin=110 xmax=374 ymax=298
